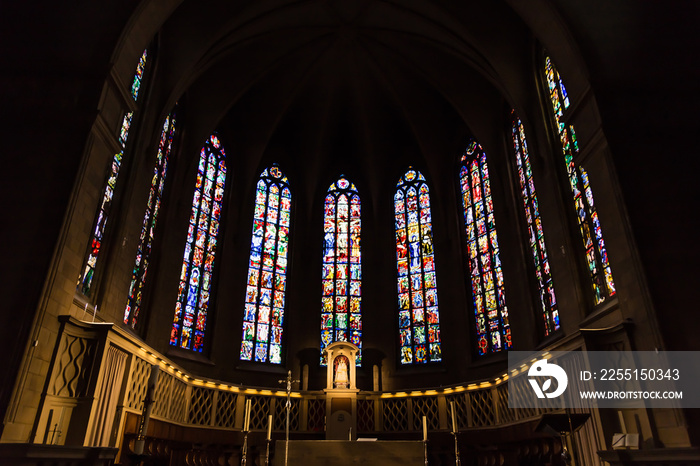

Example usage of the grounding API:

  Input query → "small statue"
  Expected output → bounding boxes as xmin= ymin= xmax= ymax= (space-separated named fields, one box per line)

xmin=334 ymin=356 xmax=349 ymax=388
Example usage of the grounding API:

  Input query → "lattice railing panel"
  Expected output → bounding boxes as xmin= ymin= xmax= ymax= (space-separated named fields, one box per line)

xmin=495 ymin=383 xmax=512 ymax=423
xmin=216 ymin=391 xmax=238 ymax=428
xmin=152 ymin=370 xmax=173 ymax=419
xmin=507 ymin=376 xmax=548 ymax=421
xmin=246 ymin=396 xmax=271 ymax=430
xmin=274 ymin=397 xmax=299 ymax=431
xmin=470 ymin=389 xmax=495 ymax=427
xmin=189 ymin=386 xmax=213 ymax=425
xmin=307 ymin=398 xmax=325 ymax=432
xmin=445 ymin=393 xmax=469 ymax=431
xmin=125 ymin=357 xmax=151 ymax=411
xmin=412 ymin=396 xmax=439 ymax=431
xmin=382 ymin=398 xmax=408 ymax=432
xmin=357 ymin=399 xmax=374 ymax=432
xmin=169 ymin=377 xmax=188 ymax=423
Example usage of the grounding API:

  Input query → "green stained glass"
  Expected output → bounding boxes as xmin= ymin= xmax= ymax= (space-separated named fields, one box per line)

xmin=512 ymin=112 xmax=559 ymax=335
xmin=124 ymin=110 xmax=177 ymax=328
xmin=460 ymin=142 xmax=511 ymax=355
xmin=320 ymin=177 xmax=362 ymax=366
xmin=170 ymin=134 xmax=227 ymax=352
xmin=240 ymin=165 xmax=291 ymax=364
xmin=545 ymin=56 xmax=615 ymax=304
xmin=395 ymin=168 xmax=441 ymax=364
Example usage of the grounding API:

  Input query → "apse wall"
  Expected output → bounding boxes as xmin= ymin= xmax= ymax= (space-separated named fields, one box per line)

xmin=60 ymin=0 xmax=659 ymax=393
xmin=3 ymin=0 xmax=679 ymax=446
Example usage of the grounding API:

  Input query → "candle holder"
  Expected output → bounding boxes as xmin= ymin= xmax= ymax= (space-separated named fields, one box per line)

xmin=241 ymin=430 xmax=249 ymax=466
xmin=452 ymin=431 xmax=461 ymax=466
xmin=265 ymin=438 xmax=271 ymax=466
xmin=423 ymin=439 xmax=429 ymax=466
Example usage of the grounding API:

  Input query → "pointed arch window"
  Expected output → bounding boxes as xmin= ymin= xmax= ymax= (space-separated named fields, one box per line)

xmin=240 ymin=165 xmax=291 ymax=364
xmin=395 ymin=168 xmax=441 ymax=365
xmin=321 ymin=177 xmax=362 ymax=365
xmin=170 ymin=134 xmax=227 ymax=352
xmin=131 ymin=49 xmax=147 ymax=101
xmin=544 ymin=56 xmax=615 ymax=304
xmin=123 ymin=110 xmax=177 ymax=328
xmin=511 ymin=113 xmax=560 ymax=335
xmin=459 ymin=142 xmax=511 ymax=354
xmin=78 ymin=49 xmax=149 ymax=295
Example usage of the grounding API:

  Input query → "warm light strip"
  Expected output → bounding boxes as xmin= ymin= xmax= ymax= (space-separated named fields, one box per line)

xmin=132 ymin=341 xmax=510 ymax=399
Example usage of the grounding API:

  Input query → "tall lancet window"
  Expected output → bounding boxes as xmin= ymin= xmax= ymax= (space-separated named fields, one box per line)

xmin=545 ymin=56 xmax=615 ymax=304
xmin=170 ymin=134 xmax=227 ymax=352
xmin=240 ymin=165 xmax=291 ymax=364
xmin=131 ymin=49 xmax=148 ymax=101
xmin=395 ymin=168 xmax=441 ymax=365
xmin=78 ymin=49 xmax=148 ymax=296
xmin=512 ymin=114 xmax=560 ymax=335
xmin=124 ymin=110 xmax=177 ymax=328
xmin=459 ymin=142 xmax=511 ymax=355
xmin=321 ymin=177 xmax=362 ymax=365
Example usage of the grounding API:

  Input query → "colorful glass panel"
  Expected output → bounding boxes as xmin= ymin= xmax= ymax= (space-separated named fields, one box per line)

xmin=77 ymin=112 xmax=132 ymax=295
xmin=321 ymin=177 xmax=362 ymax=365
xmin=131 ymin=49 xmax=148 ymax=101
xmin=395 ymin=168 xmax=441 ymax=364
xmin=545 ymin=56 xmax=615 ymax=304
xmin=170 ymin=134 xmax=227 ymax=352
xmin=124 ymin=111 xmax=177 ymax=328
xmin=240 ymin=165 xmax=291 ymax=364
xmin=512 ymin=113 xmax=560 ymax=335
xmin=460 ymin=142 xmax=511 ymax=355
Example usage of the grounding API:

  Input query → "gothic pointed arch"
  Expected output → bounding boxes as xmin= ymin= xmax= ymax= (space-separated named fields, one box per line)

xmin=170 ymin=134 xmax=227 ymax=352
xmin=240 ymin=164 xmax=291 ymax=364
xmin=123 ymin=109 xmax=178 ymax=328
xmin=511 ymin=112 xmax=560 ymax=336
xmin=459 ymin=142 xmax=511 ymax=354
xmin=77 ymin=49 xmax=150 ymax=296
xmin=544 ymin=56 xmax=616 ymax=305
xmin=320 ymin=176 xmax=362 ymax=365
xmin=395 ymin=168 xmax=442 ymax=364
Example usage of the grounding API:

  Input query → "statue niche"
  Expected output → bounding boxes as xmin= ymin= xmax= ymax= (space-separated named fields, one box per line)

xmin=323 ymin=341 xmax=358 ymax=391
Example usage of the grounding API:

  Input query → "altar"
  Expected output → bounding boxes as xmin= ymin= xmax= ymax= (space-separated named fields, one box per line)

xmin=272 ymin=440 xmax=425 ymax=466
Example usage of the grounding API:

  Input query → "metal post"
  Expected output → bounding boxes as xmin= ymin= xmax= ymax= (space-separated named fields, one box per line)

xmin=424 ymin=439 xmax=429 ymax=466
xmin=278 ymin=370 xmax=299 ymax=466
xmin=453 ymin=432 xmax=461 ymax=466
xmin=241 ymin=431 xmax=249 ymax=466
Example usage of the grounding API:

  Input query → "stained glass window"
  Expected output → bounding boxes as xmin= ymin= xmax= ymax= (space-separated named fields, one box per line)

xmin=124 ymin=111 xmax=177 ymax=328
xmin=545 ymin=56 xmax=615 ymax=304
xmin=512 ymin=113 xmax=560 ymax=335
xmin=77 ymin=112 xmax=133 ymax=295
xmin=170 ymin=134 xmax=227 ymax=352
xmin=459 ymin=142 xmax=511 ymax=355
xmin=395 ymin=168 xmax=441 ymax=365
xmin=321 ymin=177 xmax=362 ymax=365
xmin=240 ymin=165 xmax=291 ymax=364
xmin=78 ymin=49 xmax=149 ymax=296
xmin=131 ymin=49 xmax=148 ymax=101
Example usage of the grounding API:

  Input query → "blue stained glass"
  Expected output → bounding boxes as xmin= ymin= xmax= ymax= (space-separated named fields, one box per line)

xmin=170 ymin=134 xmax=227 ymax=352
xmin=511 ymin=113 xmax=560 ymax=335
xmin=124 ymin=111 xmax=177 ymax=329
xmin=460 ymin=142 xmax=511 ymax=355
xmin=544 ymin=56 xmax=615 ymax=304
xmin=320 ymin=177 xmax=362 ymax=366
xmin=395 ymin=168 xmax=441 ymax=364
xmin=240 ymin=165 xmax=291 ymax=364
